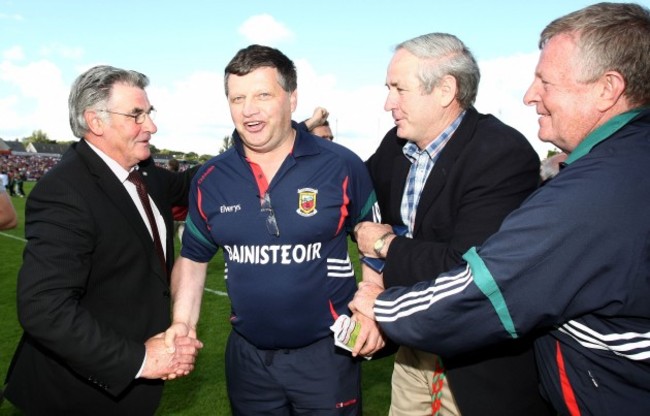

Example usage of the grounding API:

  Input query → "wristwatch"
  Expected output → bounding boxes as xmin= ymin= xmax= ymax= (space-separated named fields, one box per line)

xmin=373 ymin=232 xmax=394 ymax=257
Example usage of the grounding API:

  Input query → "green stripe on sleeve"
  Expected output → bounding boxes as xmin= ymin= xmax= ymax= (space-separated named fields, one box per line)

xmin=184 ymin=216 xmax=218 ymax=252
xmin=357 ymin=190 xmax=378 ymax=223
xmin=462 ymin=247 xmax=518 ymax=339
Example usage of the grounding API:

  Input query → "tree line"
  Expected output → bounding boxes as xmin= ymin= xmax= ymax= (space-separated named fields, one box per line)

xmin=19 ymin=130 xmax=236 ymax=164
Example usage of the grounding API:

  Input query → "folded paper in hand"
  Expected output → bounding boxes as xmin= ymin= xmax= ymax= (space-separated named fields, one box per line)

xmin=330 ymin=314 xmax=359 ymax=352
xmin=330 ymin=315 xmax=373 ymax=360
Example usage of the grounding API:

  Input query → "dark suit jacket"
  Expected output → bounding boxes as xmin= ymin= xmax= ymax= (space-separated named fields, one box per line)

xmin=4 ymin=139 xmax=196 ymax=415
xmin=367 ymin=107 xmax=552 ymax=415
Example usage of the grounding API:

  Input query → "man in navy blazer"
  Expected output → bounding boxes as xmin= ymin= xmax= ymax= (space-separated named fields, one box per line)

xmin=354 ymin=33 xmax=552 ymax=415
xmin=4 ymin=65 xmax=202 ymax=415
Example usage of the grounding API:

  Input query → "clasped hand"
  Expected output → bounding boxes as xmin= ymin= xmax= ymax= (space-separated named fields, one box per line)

xmin=348 ymin=312 xmax=386 ymax=358
xmin=349 ymin=281 xmax=385 ymax=321
xmin=140 ymin=323 xmax=203 ymax=380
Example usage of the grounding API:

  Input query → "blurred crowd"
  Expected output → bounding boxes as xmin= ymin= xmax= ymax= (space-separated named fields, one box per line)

xmin=1 ymin=154 xmax=61 ymax=197
xmin=0 ymin=154 xmax=196 ymax=198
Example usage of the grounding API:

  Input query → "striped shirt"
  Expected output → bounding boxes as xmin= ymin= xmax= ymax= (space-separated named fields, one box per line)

xmin=400 ymin=111 xmax=465 ymax=237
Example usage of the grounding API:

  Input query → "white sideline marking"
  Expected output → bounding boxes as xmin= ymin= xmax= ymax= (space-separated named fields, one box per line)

xmin=0 ymin=232 xmax=26 ymax=243
xmin=0 ymin=232 xmax=227 ymax=296
xmin=204 ymin=287 xmax=228 ymax=297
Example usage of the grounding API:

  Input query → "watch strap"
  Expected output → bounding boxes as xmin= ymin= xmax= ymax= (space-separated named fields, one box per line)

xmin=373 ymin=231 xmax=394 ymax=257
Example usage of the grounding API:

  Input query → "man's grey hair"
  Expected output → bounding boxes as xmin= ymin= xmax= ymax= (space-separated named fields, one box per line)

xmin=68 ymin=65 xmax=149 ymax=138
xmin=396 ymin=32 xmax=480 ymax=109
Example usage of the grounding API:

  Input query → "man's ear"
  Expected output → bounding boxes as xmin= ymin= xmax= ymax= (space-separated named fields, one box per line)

xmin=85 ymin=110 xmax=105 ymax=136
xmin=596 ymin=71 xmax=626 ymax=112
xmin=438 ymin=75 xmax=458 ymax=108
xmin=290 ymin=90 xmax=298 ymax=113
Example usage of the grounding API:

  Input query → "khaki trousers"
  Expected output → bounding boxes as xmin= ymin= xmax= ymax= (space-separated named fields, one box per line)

xmin=389 ymin=346 xmax=461 ymax=416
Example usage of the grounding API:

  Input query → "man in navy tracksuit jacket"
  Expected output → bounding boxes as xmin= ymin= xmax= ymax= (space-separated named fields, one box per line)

xmin=351 ymin=3 xmax=650 ymax=415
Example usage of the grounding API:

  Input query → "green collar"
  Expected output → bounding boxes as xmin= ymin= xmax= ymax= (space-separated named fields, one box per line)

xmin=565 ymin=108 xmax=647 ymax=165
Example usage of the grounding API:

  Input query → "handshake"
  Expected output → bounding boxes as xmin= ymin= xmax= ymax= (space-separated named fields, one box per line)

xmin=139 ymin=322 xmax=203 ymax=381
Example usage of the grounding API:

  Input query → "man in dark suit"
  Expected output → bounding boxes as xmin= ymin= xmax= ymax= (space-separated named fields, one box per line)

xmin=354 ymin=33 xmax=552 ymax=415
xmin=3 ymin=65 xmax=202 ymax=415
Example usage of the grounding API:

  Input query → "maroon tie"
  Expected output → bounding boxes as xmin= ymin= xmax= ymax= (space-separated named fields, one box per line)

xmin=127 ymin=170 xmax=167 ymax=273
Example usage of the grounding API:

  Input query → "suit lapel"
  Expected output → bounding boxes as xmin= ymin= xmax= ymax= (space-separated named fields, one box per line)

xmin=413 ymin=107 xmax=480 ymax=235
xmin=389 ymin=153 xmax=411 ymax=221
xmin=74 ymin=140 xmax=169 ymax=284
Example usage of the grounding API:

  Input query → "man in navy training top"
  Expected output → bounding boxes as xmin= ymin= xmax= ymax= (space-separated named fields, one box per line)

xmin=165 ymin=44 xmax=385 ymax=415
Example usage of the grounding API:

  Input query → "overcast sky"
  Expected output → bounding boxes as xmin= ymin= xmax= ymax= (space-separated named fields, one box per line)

xmin=2 ymin=0 xmax=646 ymax=160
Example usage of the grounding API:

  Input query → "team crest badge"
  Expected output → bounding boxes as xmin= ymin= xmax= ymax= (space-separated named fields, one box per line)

xmin=297 ymin=188 xmax=318 ymax=217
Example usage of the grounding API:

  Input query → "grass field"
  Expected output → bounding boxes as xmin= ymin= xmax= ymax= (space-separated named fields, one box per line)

xmin=0 ymin=182 xmax=393 ymax=415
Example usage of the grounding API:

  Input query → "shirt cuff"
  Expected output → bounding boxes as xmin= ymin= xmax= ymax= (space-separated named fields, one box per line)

xmin=135 ymin=351 xmax=147 ymax=378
